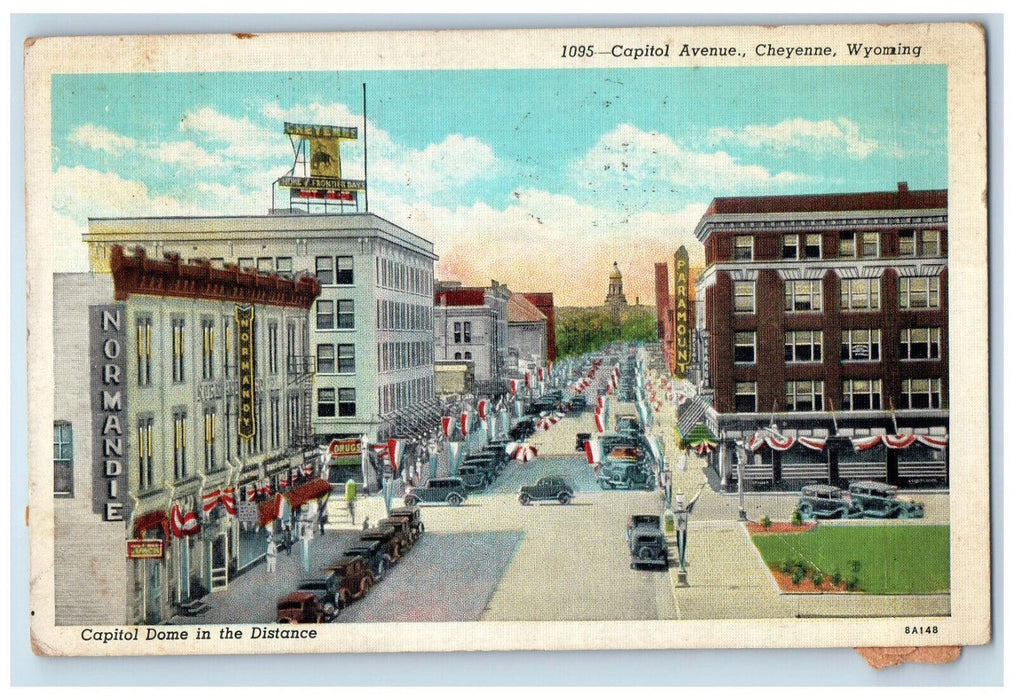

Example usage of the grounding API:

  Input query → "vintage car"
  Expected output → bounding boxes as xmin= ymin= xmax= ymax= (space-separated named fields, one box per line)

xmin=359 ymin=523 xmax=404 ymax=564
xmin=457 ymin=465 xmax=489 ymax=491
xmin=403 ymin=477 xmax=468 ymax=507
xmin=322 ymin=555 xmax=374 ymax=607
xmin=598 ymin=459 xmax=654 ymax=491
xmin=378 ymin=517 xmax=414 ymax=554
xmin=388 ymin=506 xmax=425 ymax=541
xmin=461 ymin=453 xmax=500 ymax=480
xmin=848 ymin=481 xmax=926 ymax=519
xmin=295 ymin=575 xmax=341 ymax=619
xmin=575 ymin=432 xmax=591 ymax=451
xmin=627 ymin=516 xmax=669 ymax=569
xmin=276 ymin=591 xmax=327 ymax=624
xmin=615 ymin=415 xmax=643 ymax=436
xmin=567 ymin=394 xmax=588 ymax=413
xmin=797 ymin=485 xmax=863 ymax=520
xmin=509 ymin=417 xmax=537 ymax=440
xmin=342 ymin=539 xmax=388 ymax=580
xmin=519 ymin=475 xmax=575 ymax=505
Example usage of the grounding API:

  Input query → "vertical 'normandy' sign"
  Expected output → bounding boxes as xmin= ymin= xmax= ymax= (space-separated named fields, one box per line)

xmin=90 ymin=304 xmax=129 ymax=522
xmin=674 ymin=246 xmax=690 ymax=378
xmin=236 ymin=305 xmax=256 ymax=440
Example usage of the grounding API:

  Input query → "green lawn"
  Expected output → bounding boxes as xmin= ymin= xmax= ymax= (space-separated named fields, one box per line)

xmin=750 ymin=525 xmax=950 ymax=594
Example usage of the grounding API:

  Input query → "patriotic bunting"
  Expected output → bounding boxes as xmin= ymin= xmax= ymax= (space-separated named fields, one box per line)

xmin=797 ymin=436 xmax=827 ymax=451
xmin=387 ymin=438 xmax=406 ymax=474
xmin=441 ymin=416 xmax=453 ymax=438
xmin=460 ymin=412 xmax=470 ymax=437
xmin=202 ymin=489 xmax=222 ymax=513
xmin=512 ymin=443 xmax=538 ymax=463
xmin=169 ymin=503 xmax=200 ymax=538
xmin=221 ymin=488 xmax=237 ymax=515
xmin=584 ymin=438 xmax=602 ymax=465
xmin=478 ymin=399 xmax=488 ymax=422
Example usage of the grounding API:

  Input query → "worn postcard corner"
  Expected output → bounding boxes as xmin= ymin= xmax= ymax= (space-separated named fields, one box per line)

xmin=24 ymin=21 xmax=989 ymax=657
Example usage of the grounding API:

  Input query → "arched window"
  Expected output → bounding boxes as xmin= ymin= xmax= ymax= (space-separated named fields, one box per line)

xmin=454 ymin=352 xmax=462 ymax=360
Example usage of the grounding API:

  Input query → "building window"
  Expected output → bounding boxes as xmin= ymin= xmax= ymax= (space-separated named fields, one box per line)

xmin=919 ymin=230 xmax=941 ymax=256
xmin=336 ymin=300 xmax=355 ymax=329
xmin=901 ymin=378 xmax=942 ymax=409
xmin=899 ymin=230 xmax=916 ymax=257
xmin=733 ymin=281 xmax=755 ymax=313
xmin=784 ymin=330 xmax=823 ymax=362
xmin=171 ymin=318 xmax=185 ymax=383
xmin=257 ymin=257 xmax=273 ymax=272
xmin=464 ymin=351 xmax=473 ymax=360
xmin=337 ymin=344 xmax=356 ymax=373
xmin=336 ymin=256 xmax=354 ymax=284
xmin=316 ymin=300 xmax=334 ymax=329
xmin=785 ymin=380 xmax=824 ymax=412
xmin=317 ymin=344 xmax=335 ymax=373
xmin=899 ymin=277 xmax=941 ymax=309
xmin=53 ymin=421 xmax=73 ymax=497
xmin=900 ymin=327 xmax=942 ymax=360
xmin=782 ymin=234 xmax=799 ymax=260
xmin=318 ymin=388 xmax=336 ymax=417
xmin=841 ymin=329 xmax=881 ymax=362
xmin=338 ymin=388 xmax=357 ymax=417
xmin=900 ymin=230 xmax=941 ymax=257
xmin=463 ymin=321 xmax=472 ymax=343
xmin=804 ymin=234 xmax=822 ymax=259
xmin=172 ymin=412 xmax=187 ymax=481
xmin=315 ymin=256 xmax=334 ymax=285
xmin=237 ymin=257 xmax=254 ymax=269
xmin=733 ymin=331 xmax=756 ymax=364
xmin=840 ymin=278 xmax=880 ymax=310
xmin=270 ymin=396 xmax=281 ymax=450
xmin=138 ymin=417 xmax=154 ymax=490
xmin=136 ymin=317 xmax=152 ymax=386
xmin=453 ymin=322 xmax=462 ymax=343
xmin=454 ymin=352 xmax=462 ymax=360
xmin=784 ymin=280 xmax=822 ymax=312
xmin=268 ymin=322 xmax=279 ymax=374
xmin=734 ymin=382 xmax=757 ymax=413
xmin=839 ymin=232 xmax=856 ymax=258
xmin=203 ymin=408 xmax=217 ymax=473
xmin=201 ymin=319 xmax=214 ymax=380
xmin=223 ymin=318 xmax=233 ymax=378
xmin=276 ymin=257 xmax=293 ymax=273
xmin=841 ymin=379 xmax=882 ymax=411
xmin=860 ymin=232 xmax=879 ymax=258
xmin=733 ymin=235 xmax=753 ymax=261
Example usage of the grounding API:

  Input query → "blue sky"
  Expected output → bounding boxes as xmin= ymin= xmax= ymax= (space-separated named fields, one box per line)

xmin=50 ymin=66 xmax=946 ymax=305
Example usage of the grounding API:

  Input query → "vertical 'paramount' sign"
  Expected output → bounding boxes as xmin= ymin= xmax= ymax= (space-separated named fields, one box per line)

xmin=91 ymin=305 xmax=129 ymax=521
xmin=236 ymin=305 xmax=256 ymax=440
xmin=674 ymin=246 xmax=690 ymax=378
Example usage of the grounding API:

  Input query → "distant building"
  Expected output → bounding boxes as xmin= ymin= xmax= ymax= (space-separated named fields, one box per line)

xmin=688 ymin=183 xmax=949 ymax=490
xmin=605 ymin=261 xmax=628 ymax=308
xmin=521 ymin=292 xmax=557 ymax=361
xmin=83 ymin=211 xmax=439 ymax=444
xmin=507 ymin=293 xmax=548 ymax=374
xmin=434 ymin=361 xmax=475 ymax=397
xmin=433 ymin=281 xmax=510 ymax=398
xmin=53 ymin=246 xmax=321 ymax=625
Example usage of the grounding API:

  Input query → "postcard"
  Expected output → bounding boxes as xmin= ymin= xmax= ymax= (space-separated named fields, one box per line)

xmin=24 ymin=21 xmax=989 ymax=656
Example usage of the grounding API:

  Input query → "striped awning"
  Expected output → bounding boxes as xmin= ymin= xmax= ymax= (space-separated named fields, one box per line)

xmin=675 ymin=396 xmax=711 ymax=443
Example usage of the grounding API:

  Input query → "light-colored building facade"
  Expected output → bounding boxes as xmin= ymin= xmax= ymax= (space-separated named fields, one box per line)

xmin=84 ymin=212 xmax=438 ymax=444
xmin=54 ymin=246 xmax=321 ymax=625
xmin=433 ymin=282 xmax=510 ymax=399
xmin=507 ymin=293 xmax=548 ymax=375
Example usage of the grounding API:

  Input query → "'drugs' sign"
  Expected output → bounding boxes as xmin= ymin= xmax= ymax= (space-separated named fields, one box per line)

xmin=90 ymin=304 xmax=130 ymax=522
xmin=236 ymin=305 xmax=256 ymax=440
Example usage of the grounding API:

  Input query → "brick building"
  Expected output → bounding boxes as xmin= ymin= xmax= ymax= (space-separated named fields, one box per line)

xmin=690 ymin=183 xmax=949 ymax=490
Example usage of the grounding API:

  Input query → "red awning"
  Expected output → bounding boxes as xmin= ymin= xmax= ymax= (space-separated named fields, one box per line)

xmin=285 ymin=478 xmax=332 ymax=511
xmin=133 ymin=510 xmax=170 ymax=541
xmin=258 ymin=495 xmax=282 ymax=527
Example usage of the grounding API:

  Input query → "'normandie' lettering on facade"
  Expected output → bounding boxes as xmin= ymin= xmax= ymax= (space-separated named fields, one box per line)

xmin=93 ymin=306 xmax=128 ymax=521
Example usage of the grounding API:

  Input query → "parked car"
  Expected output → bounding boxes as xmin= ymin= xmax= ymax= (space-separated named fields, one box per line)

xmin=567 ymin=395 xmax=588 ymax=412
xmin=627 ymin=516 xmax=669 ymax=569
xmin=378 ymin=517 xmax=414 ymax=554
xmin=462 ymin=453 xmax=500 ymax=480
xmin=797 ymin=485 xmax=863 ymax=520
xmin=509 ymin=417 xmax=536 ymax=440
xmin=403 ymin=477 xmax=468 ymax=507
xmin=359 ymin=523 xmax=404 ymax=564
xmin=575 ymin=432 xmax=591 ymax=451
xmin=519 ymin=475 xmax=575 ymax=505
xmin=615 ymin=415 xmax=643 ymax=436
xmin=458 ymin=465 xmax=489 ymax=491
xmin=388 ymin=506 xmax=425 ymax=541
xmin=848 ymin=481 xmax=925 ymax=519
xmin=342 ymin=539 xmax=388 ymax=581
xmin=276 ymin=591 xmax=327 ymax=624
xmin=321 ymin=555 xmax=374 ymax=608
xmin=295 ymin=576 xmax=341 ymax=620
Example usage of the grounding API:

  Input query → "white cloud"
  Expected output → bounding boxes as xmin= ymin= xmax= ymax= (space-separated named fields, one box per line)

xmin=148 ymin=141 xmax=225 ymax=169
xmin=179 ymin=106 xmax=289 ymax=162
xmin=575 ymin=123 xmax=805 ymax=197
xmin=52 ymin=165 xmax=186 ymax=220
xmin=68 ymin=124 xmax=137 ymax=153
xmin=708 ymin=118 xmax=883 ymax=158
xmin=376 ymin=189 xmax=707 ymax=307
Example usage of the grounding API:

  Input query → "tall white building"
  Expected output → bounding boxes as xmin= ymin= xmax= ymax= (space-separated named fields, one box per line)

xmin=84 ymin=212 xmax=439 ymax=446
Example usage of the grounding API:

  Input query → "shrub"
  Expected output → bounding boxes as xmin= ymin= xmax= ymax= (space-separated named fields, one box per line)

xmin=780 ymin=559 xmax=794 ymax=574
xmin=811 ymin=572 xmax=824 ymax=588
xmin=846 ymin=577 xmax=860 ymax=592
xmin=791 ymin=568 xmax=806 ymax=586
xmin=760 ymin=515 xmax=772 ymax=529
xmin=831 ymin=571 xmax=843 ymax=586
xmin=790 ymin=509 xmax=803 ymax=526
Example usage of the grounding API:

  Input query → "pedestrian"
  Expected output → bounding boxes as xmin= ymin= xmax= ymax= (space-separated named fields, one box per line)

xmin=266 ymin=535 xmax=278 ymax=573
xmin=300 ymin=521 xmax=313 ymax=574
xmin=283 ymin=522 xmax=293 ymax=556
xmin=318 ymin=508 xmax=328 ymax=535
xmin=345 ymin=478 xmax=357 ymax=525
xmin=361 ymin=516 xmax=370 ymax=531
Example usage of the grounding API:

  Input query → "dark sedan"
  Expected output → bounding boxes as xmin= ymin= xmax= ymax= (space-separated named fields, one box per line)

xmin=519 ymin=475 xmax=575 ymax=505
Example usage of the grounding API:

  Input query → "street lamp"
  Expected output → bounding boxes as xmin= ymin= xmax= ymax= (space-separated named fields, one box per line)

xmin=734 ymin=441 xmax=749 ymax=521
